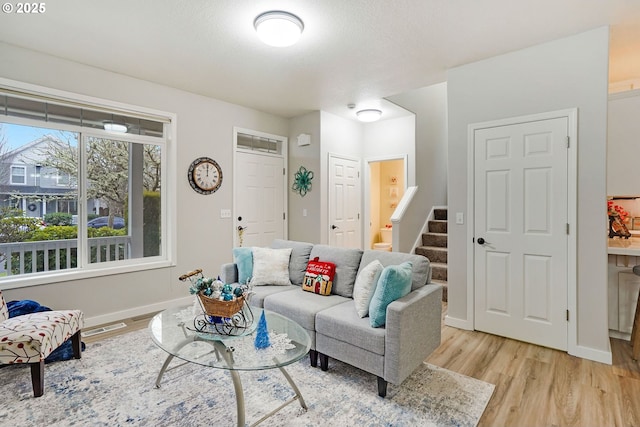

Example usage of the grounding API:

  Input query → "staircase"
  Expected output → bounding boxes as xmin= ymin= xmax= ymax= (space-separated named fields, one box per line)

xmin=415 ymin=208 xmax=448 ymax=302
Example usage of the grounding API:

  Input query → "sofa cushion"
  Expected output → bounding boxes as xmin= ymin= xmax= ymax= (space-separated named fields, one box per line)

xmin=309 ymin=245 xmax=363 ymax=298
xmin=352 ymin=260 xmax=383 ymax=318
xmin=270 ymin=239 xmax=314 ymax=286
xmin=247 ymin=284 xmax=298 ymax=308
xmin=316 ymin=300 xmax=386 ymax=355
xmin=251 ymin=247 xmax=292 ymax=286
xmin=263 ymin=288 xmax=349 ymax=331
xmin=232 ymin=247 xmax=253 ymax=285
xmin=358 ymin=250 xmax=431 ymax=291
xmin=369 ymin=261 xmax=413 ymax=327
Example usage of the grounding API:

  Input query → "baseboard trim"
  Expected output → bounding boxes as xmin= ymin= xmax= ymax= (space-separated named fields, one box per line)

xmin=444 ymin=315 xmax=473 ymax=330
xmin=569 ymin=344 xmax=613 ymax=365
xmin=609 ymin=329 xmax=631 ymax=341
xmin=84 ymin=296 xmax=193 ymax=329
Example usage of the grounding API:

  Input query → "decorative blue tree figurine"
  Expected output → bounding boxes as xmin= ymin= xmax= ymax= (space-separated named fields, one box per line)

xmin=254 ymin=311 xmax=271 ymax=349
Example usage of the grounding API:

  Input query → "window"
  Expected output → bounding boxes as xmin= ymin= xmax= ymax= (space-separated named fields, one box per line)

xmin=0 ymin=84 xmax=173 ymax=287
xmin=10 ymin=166 xmax=25 ymax=184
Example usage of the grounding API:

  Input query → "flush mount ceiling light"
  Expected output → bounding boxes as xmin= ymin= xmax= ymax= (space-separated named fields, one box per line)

xmin=103 ymin=121 xmax=128 ymax=133
xmin=356 ymin=109 xmax=383 ymax=122
xmin=254 ymin=10 xmax=304 ymax=47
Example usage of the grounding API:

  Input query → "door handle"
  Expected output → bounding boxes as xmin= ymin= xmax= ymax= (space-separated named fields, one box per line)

xmin=331 ymin=225 xmax=339 ymax=230
xmin=477 ymin=237 xmax=489 ymax=245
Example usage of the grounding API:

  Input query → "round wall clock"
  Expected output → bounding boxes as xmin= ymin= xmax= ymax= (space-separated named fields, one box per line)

xmin=188 ymin=157 xmax=223 ymax=194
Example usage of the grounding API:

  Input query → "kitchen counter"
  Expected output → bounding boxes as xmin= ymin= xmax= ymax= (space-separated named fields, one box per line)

xmin=608 ymin=237 xmax=640 ymax=256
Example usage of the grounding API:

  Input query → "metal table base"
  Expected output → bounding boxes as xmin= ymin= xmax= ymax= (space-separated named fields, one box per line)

xmin=155 ymin=337 xmax=308 ymax=427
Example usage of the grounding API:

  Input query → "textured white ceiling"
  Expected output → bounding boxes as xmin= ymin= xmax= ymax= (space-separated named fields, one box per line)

xmin=1 ymin=0 xmax=639 ymax=119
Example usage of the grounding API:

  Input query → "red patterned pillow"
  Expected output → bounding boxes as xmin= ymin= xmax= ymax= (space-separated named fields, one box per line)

xmin=302 ymin=257 xmax=336 ymax=296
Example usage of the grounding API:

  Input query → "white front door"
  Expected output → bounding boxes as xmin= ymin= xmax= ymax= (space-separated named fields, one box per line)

xmin=474 ymin=116 xmax=569 ymax=350
xmin=234 ymin=151 xmax=285 ymax=247
xmin=328 ymin=154 xmax=361 ymax=248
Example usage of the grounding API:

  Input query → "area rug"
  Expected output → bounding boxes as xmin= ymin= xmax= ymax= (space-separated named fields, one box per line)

xmin=0 ymin=328 xmax=494 ymax=427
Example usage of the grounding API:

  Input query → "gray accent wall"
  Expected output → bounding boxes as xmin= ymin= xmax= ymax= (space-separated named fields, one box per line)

xmin=446 ymin=27 xmax=610 ymax=360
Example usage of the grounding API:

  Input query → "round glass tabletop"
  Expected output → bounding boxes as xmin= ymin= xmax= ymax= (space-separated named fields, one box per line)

xmin=149 ymin=304 xmax=311 ymax=371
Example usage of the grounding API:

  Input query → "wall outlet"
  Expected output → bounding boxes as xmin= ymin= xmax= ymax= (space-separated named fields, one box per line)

xmin=456 ymin=212 xmax=464 ymax=225
xmin=220 ymin=209 xmax=232 ymax=218
xmin=303 ymin=208 xmax=308 ymax=217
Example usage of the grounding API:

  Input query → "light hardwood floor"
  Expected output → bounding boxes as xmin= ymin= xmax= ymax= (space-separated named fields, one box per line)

xmin=426 ymin=304 xmax=640 ymax=427
xmin=84 ymin=303 xmax=640 ymax=426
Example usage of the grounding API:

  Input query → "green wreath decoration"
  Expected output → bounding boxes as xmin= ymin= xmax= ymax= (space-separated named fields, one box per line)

xmin=292 ymin=166 xmax=314 ymax=197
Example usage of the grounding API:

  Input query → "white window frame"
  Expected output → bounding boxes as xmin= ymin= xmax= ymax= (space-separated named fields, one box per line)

xmin=54 ymin=170 xmax=72 ymax=187
xmin=10 ymin=165 xmax=26 ymax=185
xmin=0 ymin=77 xmax=177 ymax=290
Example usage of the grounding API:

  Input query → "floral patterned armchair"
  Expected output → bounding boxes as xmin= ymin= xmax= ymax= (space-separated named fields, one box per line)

xmin=0 ymin=290 xmax=84 ymax=397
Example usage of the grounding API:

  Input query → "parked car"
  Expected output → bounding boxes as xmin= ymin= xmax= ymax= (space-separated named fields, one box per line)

xmin=87 ymin=216 xmax=125 ymax=229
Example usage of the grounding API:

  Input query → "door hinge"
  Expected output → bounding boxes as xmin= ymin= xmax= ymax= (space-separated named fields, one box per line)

xmin=566 ymin=223 xmax=570 ymax=234
xmin=566 ymin=136 xmax=570 ymax=148
xmin=357 ymin=213 xmax=360 ymax=219
xmin=566 ymin=309 xmax=569 ymax=321
xmin=283 ymin=167 xmax=286 ymax=175
xmin=283 ymin=212 xmax=286 ymax=220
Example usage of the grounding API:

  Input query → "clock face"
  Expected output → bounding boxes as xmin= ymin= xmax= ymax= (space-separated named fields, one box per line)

xmin=188 ymin=157 xmax=222 ymax=194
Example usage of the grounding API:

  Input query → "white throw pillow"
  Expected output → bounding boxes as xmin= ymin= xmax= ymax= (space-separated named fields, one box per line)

xmin=250 ymin=247 xmax=293 ymax=286
xmin=353 ymin=260 xmax=384 ymax=318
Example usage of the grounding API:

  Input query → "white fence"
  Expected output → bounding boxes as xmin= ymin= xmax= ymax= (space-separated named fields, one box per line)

xmin=0 ymin=236 xmax=132 ymax=276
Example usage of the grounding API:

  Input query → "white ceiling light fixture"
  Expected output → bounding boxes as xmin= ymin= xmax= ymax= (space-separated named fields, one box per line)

xmin=254 ymin=10 xmax=304 ymax=47
xmin=356 ymin=109 xmax=382 ymax=122
xmin=103 ymin=121 xmax=128 ymax=133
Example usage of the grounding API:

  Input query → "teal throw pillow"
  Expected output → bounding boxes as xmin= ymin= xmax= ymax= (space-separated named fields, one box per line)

xmin=233 ymin=247 xmax=253 ymax=284
xmin=369 ymin=261 xmax=413 ymax=328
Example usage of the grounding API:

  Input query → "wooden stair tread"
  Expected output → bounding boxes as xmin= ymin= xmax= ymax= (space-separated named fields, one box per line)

xmin=431 ymin=262 xmax=448 ymax=268
xmin=417 ymin=245 xmax=447 ymax=251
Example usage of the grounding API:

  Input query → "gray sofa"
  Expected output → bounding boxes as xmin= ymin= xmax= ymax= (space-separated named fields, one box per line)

xmin=219 ymin=239 xmax=443 ymax=397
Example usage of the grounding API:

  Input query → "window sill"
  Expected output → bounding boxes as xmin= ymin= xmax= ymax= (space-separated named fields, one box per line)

xmin=0 ymin=259 xmax=176 ymax=290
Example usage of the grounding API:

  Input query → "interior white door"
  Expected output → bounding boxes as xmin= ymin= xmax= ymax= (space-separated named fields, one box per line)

xmin=235 ymin=151 xmax=285 ymax=247
xmin=474 ymin=117 xmax=569 ymax=350
xmin=328 ymin=154 xmax=361 ymax=248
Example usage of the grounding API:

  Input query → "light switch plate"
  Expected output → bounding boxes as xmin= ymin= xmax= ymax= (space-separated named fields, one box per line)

xmin=456 ymin=212 xmax=464 ymax=225
xmin=220 ymin=209 xmax=231 ymax=218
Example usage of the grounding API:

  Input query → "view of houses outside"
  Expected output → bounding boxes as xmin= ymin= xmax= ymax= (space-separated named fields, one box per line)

xmin=0 ymin=122 xmax=162 ymax=277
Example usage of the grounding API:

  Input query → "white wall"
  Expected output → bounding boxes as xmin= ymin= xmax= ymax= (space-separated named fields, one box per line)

xmin=446 ymin=27 xmax=610 ymax=361
xmin=607 ymin=89 xmax=640 ymax=196
xmin=363 ymin=115 xmax=416 ymax=186
xmin=389 ymin=83 xmax=448 ymax=207
xmin=0 ymin=42 xmax=288 ymax=326
xmin=319 ymin=111 xmax=363 ymax=244
xmin=387 ymin=82 xmax=448 ymax=252
xmin=288 ymin=112 xmax=321 ymax=243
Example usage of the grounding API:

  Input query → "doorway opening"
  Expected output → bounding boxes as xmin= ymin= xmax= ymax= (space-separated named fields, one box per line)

xmin=365 ymin=156 xmax=407 ymax=251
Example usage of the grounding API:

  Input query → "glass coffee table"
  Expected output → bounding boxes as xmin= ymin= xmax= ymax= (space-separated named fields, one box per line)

xmin=149 ymin=304 xmax=311 ymax=427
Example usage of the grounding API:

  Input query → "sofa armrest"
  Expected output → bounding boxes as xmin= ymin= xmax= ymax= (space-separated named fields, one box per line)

xmin=384 ymin=283 xmax=442 ymax=385
xmin=220 ymin=263 xmax=238 ymax=284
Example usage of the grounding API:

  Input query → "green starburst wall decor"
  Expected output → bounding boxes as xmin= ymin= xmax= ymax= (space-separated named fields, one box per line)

xmin=292 ymin=166 xmax=314 ymax=197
